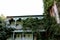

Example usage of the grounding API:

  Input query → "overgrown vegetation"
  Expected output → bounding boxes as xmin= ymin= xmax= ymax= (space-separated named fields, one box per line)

xmin=22 ymin=0 xmax=60 ymax=40
xmin=22 ymin=17 xmax=45 ymax=40
xmin=23 ymin=17 xmax=44 ymax=32
xmin=43 ymin=0 xmax=60 ymax=40
xmin=0 ymin=16 xmax=14 ymax=40
xmin=0 ymin=0 xmax=60 ymax=40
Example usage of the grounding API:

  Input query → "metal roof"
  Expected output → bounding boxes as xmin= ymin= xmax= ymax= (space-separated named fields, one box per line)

xmin=7 ymin=15 xmax=44 ymax=18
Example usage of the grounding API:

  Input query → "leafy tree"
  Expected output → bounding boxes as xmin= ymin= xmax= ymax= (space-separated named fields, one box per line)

xmin=0 ymin=16 xmax=14 ymax=40
xmin=43 ymin=0 xmax=60 ymax=40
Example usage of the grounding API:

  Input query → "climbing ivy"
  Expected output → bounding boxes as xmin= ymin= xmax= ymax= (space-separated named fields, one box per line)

xmin=43 ymin=0 xmax=54 ymax=15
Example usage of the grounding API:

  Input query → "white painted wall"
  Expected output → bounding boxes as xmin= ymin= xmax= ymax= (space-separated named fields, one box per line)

xmin=15 ymin=34 xmax=33 ymax=40
xmin=7 ymin=34 xmax=33 ymax=40
xmin=15 ymin=34 xmax=21 ymax=40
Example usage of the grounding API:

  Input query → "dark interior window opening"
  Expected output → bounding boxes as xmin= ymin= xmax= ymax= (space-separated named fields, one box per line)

xmin=28 ymin=34 xmax=30 ymax=37
xmin=17 ymin=18 xmax=21 ymax=22
xmin=24 ymin=34 xmax=25 ymax=37
xmin=0 ymin=21 xmax=2 ymax=23
xmin=9 ymin=18 xmax=15 ymax=24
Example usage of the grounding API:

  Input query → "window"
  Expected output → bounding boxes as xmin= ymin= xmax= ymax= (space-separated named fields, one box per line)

xmin=18 ymin=34 xmax=20 ymax=37
xmin=24 ymin=34 xmax=25 ymax=37
xmin=28 ymin=34 xmax=30 ymax=37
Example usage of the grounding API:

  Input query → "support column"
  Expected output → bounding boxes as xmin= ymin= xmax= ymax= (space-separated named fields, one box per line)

xmin=13 ymin=32 xmax=15 ymax=40
xmin=22 ymin=32 xmax=24 ymax=40
xmin=32 ymin=32 xmax=34 ymax=40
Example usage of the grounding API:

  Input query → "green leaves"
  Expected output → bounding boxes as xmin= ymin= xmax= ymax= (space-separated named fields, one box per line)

xmin=43 ymin=0 xmax=60 ymax=39
xmin=23 ymin=17 xmax=44 ymax=32
xmin=0 ymin=16 xmax=14 ymax=40
xmin=43 ymin=0 xmax=54 ymax=15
